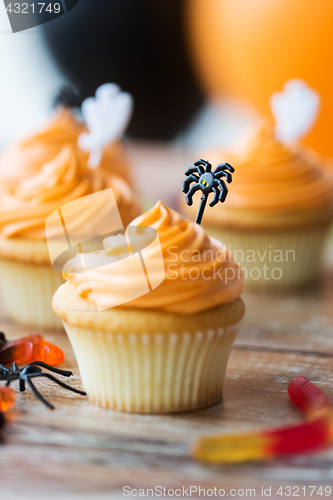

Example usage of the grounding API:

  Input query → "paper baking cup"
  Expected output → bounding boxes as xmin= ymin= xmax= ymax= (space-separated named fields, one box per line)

xmin=206 ymin=226 xmax=330 ymax=288
xmin=0 ymin=259 xmax=64 ymax=328
xmin=62 ymin=321 xmax=241 ymax=413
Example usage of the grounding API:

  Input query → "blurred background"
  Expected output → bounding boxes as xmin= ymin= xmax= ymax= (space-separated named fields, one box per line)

xmin=1 ymin=0 xmax=333 ymax=154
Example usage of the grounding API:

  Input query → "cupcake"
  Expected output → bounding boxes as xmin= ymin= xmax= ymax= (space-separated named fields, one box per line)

xmin=52 ymin=201 xmax=245 ymax=413
xmin=182 ymin=125 xmax=333 ymax=288
xmin=0 ymin=107 xmax=132 ymax=194
xmin=0 ymin=145 xmax=141 ymax=328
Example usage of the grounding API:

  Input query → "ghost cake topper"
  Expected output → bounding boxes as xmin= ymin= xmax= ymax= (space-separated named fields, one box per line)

xmin=270 ymin=79 xmax=320 ymax=144
xmin=78 ymin=83 xmax=133 ymax=169
xmin=183 ymin=159 xmax=234 ymax=225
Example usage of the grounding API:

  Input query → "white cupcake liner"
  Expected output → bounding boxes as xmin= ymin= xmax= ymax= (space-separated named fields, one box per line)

xmin=62 ymin=321 xmax=241 ymax=413
xmin=206 ymin=227 xmax=330 ymax=288
xmin=0 ymin=259 xmax=64 ymax=328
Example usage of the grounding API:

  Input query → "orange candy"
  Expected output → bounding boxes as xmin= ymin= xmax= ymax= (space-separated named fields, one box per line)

xmin=0 ymin=334 xmax=65 ymax=366
xmin=0 ymin=386 xmax=16 ymax=413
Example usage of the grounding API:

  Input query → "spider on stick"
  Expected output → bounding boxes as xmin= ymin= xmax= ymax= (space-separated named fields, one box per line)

xmin=183 ymin=159 xmax=234 ymax=224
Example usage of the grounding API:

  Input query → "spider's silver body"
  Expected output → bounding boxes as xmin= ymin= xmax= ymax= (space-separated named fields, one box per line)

xmin=199 ymin=172 xmax=215 ymax=193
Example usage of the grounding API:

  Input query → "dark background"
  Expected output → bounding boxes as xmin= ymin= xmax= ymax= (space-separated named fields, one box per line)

xmin=43 ymin=0 xmax=203 ymax=140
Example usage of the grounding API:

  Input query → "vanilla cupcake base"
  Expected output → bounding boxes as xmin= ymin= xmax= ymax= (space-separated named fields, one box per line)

xmin=53 ymin=283 xmax=245 ymax=413
xmin=63 ymin=322 xmax=240 ymax=413
xmin=206 ymin=226 xmax=330 ymax=288
xmin=0 ymin=259 xmax=64 ymax=328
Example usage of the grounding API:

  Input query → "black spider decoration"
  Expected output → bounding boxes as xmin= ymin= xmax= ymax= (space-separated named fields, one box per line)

xmin=0 ymin=361 xmax=86 ymax=410
xmin=183 ymin=159 xmax=234 ymax=225
xmin=53 ymin=84 xmax=84 ymax=110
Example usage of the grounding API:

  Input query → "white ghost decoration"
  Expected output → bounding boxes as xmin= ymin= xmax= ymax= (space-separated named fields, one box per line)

xmin=270 ymin=79 xmax=320 ymax=144
xmin=78 ymin=83 xmax=133 ymax=169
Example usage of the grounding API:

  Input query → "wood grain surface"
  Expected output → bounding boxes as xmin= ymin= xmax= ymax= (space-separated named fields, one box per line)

xmin=0 ymin=144 xmax=332 ymax=499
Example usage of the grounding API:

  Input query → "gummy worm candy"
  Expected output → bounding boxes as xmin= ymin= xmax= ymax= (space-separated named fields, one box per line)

xmin=192 ymin=377 xmax=333 ymax=464
xmin=0 ymin=333 xmax=65 ymax=366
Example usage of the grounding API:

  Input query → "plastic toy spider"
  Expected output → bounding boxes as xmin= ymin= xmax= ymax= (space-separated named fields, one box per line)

xmin=0 ymin=361 xmax=86 ymax=410
xmin=183 ymin=159 xmax=234 ymax=224
xmin=53 ymin=84 xmax=84 ymax=109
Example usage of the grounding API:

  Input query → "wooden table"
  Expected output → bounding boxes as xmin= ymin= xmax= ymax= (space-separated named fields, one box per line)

xmin=0 ymin=144 xmax=333 ymax=499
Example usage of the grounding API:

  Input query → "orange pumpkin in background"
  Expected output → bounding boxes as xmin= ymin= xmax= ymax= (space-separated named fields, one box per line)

xmin=186 ymin=0 xmax=333 ymax=156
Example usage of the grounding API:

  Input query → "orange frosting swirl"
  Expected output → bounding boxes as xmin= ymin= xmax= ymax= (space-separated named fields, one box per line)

xmin=0 ymin=145 xmax=140 ymax=240
xmin=208 ymin=125 xmax=333 ymax=212
xmin=0 ymin=108 xmax=131 ymax=191
xmin=63 ymin=201 xmax=244 ymax=314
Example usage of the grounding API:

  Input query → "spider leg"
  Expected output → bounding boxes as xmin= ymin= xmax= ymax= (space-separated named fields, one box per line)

xmin=28 ymin=373 xmax=86 ymax=396
xmin=1 ymin=365 xmax=16 ymax=384
xmin=209 ymin=186 xmax=220 ymax=207
xmin=214 ymin=162 xmax=234 ymax=174
xmin=24 ymin=362 xmax=73 ymax=378
xmin=24 ymin=377 xmax=54 ymax=410
xmin=182 ymin=174 xmax=200 ymax=194
xmin=0 ymin=364 xmax=11 ymax=372
xmin=185 ymin=167 xmax=205 ymax=175
xmin=19 ymin=379 xmax=26 ymax=392
xmin=214 ymin=178 xmax=229 ymax=203
xmin=213 ymin=163 xmax=234 ymax=183
xmin=194 ymin=159 xmax=212 ymax=173
xmin=186 ymin=184 xmax=202 ymax=206
xmin=214 ymin=169 xmax=232 ymax=183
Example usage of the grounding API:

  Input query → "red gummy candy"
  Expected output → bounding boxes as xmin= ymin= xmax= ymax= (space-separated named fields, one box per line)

xmin=0 ymin=334 xmax=65 ymax=366
xmin=264 ymin=414 xmax=331 ymax=455
xmin=193 ymin=377 xmax=333 ymax=464
xmin=288 ymin=376 xmax=331 ymax=416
